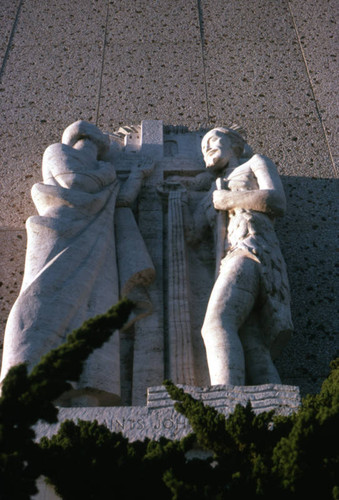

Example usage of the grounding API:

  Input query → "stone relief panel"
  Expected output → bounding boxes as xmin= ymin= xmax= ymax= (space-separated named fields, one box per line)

xmin=0 ymin=120 xmax=293 ymax=406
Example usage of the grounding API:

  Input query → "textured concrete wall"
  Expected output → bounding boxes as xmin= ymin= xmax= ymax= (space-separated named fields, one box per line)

xmin=0 ymin=0 xmax=337 ymax=396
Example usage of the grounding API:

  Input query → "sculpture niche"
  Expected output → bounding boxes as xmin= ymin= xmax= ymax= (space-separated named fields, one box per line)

xmin=0 ymin=121 xmax=155 ymax=406
xmin=186 ymin=127 xmax=293 ymax=386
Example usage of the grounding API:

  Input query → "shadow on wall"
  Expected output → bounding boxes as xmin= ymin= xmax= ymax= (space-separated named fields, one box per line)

xmin=276 ymin=176 xmax=338 ymax=396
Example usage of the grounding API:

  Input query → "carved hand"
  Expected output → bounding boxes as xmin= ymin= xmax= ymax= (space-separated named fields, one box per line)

xmin=135 ymin=156 xmax=156 ymax=179
xmin=213 ymin=189 xmax=232 ymax=211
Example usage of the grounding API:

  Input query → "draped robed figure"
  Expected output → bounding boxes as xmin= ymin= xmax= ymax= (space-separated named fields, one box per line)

xmin=0 ymin=121 xmax=155 ymax=405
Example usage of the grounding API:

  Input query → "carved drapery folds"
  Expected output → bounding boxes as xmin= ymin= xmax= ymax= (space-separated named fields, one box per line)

xmin=0 ymin=121 xmax=292 ymax=406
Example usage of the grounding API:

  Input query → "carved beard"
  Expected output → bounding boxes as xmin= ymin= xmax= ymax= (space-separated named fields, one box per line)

xmin=204 ymin=149 xmax=231 ymax=169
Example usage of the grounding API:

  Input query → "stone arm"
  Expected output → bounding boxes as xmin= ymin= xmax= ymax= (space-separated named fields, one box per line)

xmin=213 ymin=154 xmax=286 ymax=217
xmin=182 ymin=184 xmax=216 ymax=244
xmin=116 ymin=157 xmax=155 ymax=207
xmin=42 ymin=143 xmax=117 ymax=194
xmin=53 ymin=162 xmax=117 ymax=193
xmin=116 ymin=170 xmax=144 ymax=207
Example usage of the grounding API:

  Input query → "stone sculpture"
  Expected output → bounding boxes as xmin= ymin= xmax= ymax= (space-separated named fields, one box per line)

xmin=194 ymin=127 xmax=293 ymax=386
xmin=0 ymin=121 xmax=155 ymax=405
xmin=157 ymin=182 xmax=195 ymax=386
xmin=0 ymin=120 xmax=293 ymax=407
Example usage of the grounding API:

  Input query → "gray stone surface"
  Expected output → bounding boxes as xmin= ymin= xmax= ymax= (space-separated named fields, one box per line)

xmin=202 ymin=1 xmax=316 ymax=120
xmin=98 ymin=42 xmax=206 ymax=130
xmin=0 ymin=228 xmax=26 ymax=363
xmin=0 ymin=0 xmax=22 ymax=68
xmin=147 ymin=384 xmax=301 ymax=415
xmin=0 ymin=0 xmax=338 ymax=397
xmin=0 ymin=0 xmax=107 ymax=227
xmin=276 ymin=177 xmax=338 ymax=391
xmin=97 ymin=0 xmax=206 ymax=130
xmin=34 ymin=384 xmax=301 ymax=443
xmin=289 ymin=0 xmax=339 ymax=170
xmin=35 ymin=406 xmax=190 ymax=443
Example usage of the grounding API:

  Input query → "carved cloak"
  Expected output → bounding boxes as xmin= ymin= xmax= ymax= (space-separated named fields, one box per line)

xmin=0 ymin=178 xmax=155 ymax=399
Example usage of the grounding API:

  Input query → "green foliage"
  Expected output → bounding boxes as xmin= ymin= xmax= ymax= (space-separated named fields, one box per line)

xmin=39 ymin=421 xmax=208 ymax=500
xmin=39 ymin=419 xmax=137 ymax=500
xmin=272 ymin=358 xmax=339 ymax=499
xmin=164 ymin=380 xmax=292 ymax=498
xmin=0 ymin=299 xmax=133 ymax=500
xmin=0 ymin=297 xmax=338 ymax=500
xmin=164 ymin=366 xmax=339 ymax=499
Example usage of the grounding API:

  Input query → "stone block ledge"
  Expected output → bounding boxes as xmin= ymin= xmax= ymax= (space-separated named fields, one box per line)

xmin=147 ymin=383 xmax=301 ymax=413
xmin=34 ymin=384 xmax=301 ymax=443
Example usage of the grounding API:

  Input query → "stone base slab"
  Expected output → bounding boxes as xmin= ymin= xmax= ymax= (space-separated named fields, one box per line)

xmin=35 ymin=384 xmax=301 ymax=443
xmin=147 ymin=383 xmax=301 ymax=413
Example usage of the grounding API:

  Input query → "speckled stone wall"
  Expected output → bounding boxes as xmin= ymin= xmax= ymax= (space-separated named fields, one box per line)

xmin=0 ymin=0 xmax=337 ymax=396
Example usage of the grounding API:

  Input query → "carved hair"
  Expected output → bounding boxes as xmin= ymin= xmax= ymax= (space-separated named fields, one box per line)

xmin=62 ymin=120 xmax=110 ymax=158
xmin=211 ymin=127 xmax=246 ymax=156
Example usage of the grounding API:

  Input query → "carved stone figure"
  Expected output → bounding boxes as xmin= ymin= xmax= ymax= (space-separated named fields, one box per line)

xmin=0 ymin=120 xmax=294 ymax=408
xmin=195 ymin=127 xmax=293 ymax=386
xmin=0 ymin=121 xmax=155 ymax=405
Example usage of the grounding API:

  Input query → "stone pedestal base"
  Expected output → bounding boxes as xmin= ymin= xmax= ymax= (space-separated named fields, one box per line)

xmin=35 ymin=384 xmax=300 ymax=443
xmin=147 ymin=383 xmax=301 ymax=414
xmin=33 ymin=384 xmax=300 ymax=499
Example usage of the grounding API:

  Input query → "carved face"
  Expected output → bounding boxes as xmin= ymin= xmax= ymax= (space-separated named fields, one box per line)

xmin=201 ymin=129 xmax=233 ymax=169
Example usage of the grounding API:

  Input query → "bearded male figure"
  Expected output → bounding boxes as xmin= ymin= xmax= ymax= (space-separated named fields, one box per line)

xmin=199 ymin=127 xmax=293 ymax=386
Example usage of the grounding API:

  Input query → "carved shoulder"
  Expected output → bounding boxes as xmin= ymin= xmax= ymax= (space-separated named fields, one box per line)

xmin=247 ymin=154 xmax=284 ymax=193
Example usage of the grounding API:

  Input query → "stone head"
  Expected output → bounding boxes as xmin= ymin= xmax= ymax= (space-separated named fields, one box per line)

xmin=62 ymin=120 xmax=110 ymax=160
xmin=201 ymin=127 xmax=245 ymax=170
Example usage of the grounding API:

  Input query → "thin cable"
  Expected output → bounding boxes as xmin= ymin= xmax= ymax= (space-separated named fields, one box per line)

xmin=197 ymin=0 xmax=210 ymax=123
xmin=0 ymin=0 xmax=24 ymax=83
xmin=288 ymin=1 xmax=338 ymax=177
xmin=95 ymin=0 xmax=110 ymax=126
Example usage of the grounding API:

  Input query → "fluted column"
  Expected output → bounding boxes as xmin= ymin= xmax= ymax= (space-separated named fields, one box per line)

xmin=163 ymin=184 xmax=195 ymax=385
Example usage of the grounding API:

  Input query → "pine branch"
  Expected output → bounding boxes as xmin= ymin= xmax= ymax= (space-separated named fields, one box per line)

xmin=0 ymin=298 xmax=133 ymax=500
